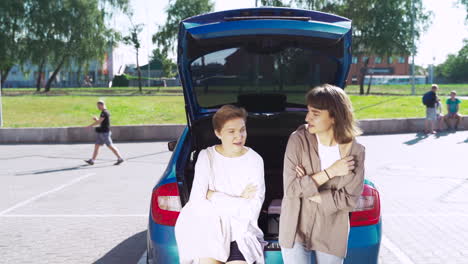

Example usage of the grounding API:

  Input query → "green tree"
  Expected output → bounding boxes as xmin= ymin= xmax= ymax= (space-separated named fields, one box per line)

xmin=261 ymin=0 xmax=289 ymax=6
xmin=150 ymin=48 xmax=177 ymax=77
xmin=23 ymin=0 xmax=60 ymax=91
xmin=42 ymin=0 xmax=129 ymax=91
xmin=435 ymin=40 xmax=468 ymax=83
xmin=123 ymin=20 xmax=144 ymax=93
xmin=259 ymin=0 xmax=431 ymax=94
xmin=0 ymin=0 xmax=27 ymax=87
xmin=25 ymin=0 xmax=127 ymax=91
xmin=152 ymin=0 xmax=214 ymax=56
xmin=1 ymin=0 xmax=128 ymax=91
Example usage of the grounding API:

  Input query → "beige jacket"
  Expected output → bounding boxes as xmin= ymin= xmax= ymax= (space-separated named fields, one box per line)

xmin=278 ymin=124 xmax=366 ymax=258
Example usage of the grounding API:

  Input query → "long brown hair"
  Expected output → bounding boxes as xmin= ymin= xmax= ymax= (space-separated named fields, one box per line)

xmin=306 ymin=84 xmax=362 ymax=144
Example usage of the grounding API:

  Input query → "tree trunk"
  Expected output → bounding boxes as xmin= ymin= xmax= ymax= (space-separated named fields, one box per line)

xmin=1 ymin=66 xmax=12 ymax=88
xmin=36 ymin=60 xmax=45 ymax=92
xmin=359 ymin=59 xmax=370 ymax=95
xmin=76 ymin=66 xmax=82 ymax=88
xmin=45 ymin=56 xmax=66 ymax=92
xmin=366 ymin=74 xmax=373 ymax=95
xmin=136 ymin=48 xmax=142 ymax=93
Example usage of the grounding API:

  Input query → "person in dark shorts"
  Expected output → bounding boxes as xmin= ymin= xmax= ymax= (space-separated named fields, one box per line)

xmin=422 ymin=84 xmax=439 ymax=134
xmin=85 ymin=100 xmax=124 ymax=165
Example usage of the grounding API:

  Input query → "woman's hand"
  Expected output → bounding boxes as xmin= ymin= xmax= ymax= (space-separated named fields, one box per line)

xmin=327 ymin=156 xmax=355 ymax=177
xmin=206 ymin=189 xmax=215 ymax=200
xmin=295 ymin=165 xmax=307 ymax=177
xmin=308 ymin=194 xmax=322 ymax=204
xmin=240 ymin=183 xmax=257 ymax=199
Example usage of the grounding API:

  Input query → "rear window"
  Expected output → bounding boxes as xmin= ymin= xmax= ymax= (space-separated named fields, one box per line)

xmin=190 ymin=46 xmax=339 ymax=109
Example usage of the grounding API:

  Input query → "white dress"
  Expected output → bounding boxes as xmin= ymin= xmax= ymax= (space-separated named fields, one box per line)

xmin=175 ymin=146 xmax=266 ymax=264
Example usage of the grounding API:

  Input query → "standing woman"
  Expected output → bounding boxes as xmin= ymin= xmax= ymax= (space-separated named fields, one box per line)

xmin=279 ymin=84 xmax=366 ymax=264
xmin=176 ymin=105 xmax=265 ymax=264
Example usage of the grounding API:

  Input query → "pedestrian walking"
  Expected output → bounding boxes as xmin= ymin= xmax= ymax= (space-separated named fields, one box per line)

xmin=85 ymin=100 xmax=124 ymax=165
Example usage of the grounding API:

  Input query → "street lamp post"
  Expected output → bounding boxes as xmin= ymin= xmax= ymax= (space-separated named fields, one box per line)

xmin=410 ymin=0 xmax=416 ymax=95
xmin=0 ymin=73 xmax=3 ymax=127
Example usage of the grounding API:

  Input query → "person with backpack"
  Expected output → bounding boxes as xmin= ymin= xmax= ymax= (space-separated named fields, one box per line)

xmin=422 ymin=84 xmax=439 ymax=134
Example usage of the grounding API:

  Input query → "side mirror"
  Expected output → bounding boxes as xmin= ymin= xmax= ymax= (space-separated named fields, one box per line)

xmin=168 ymin=140 xmax=177 ymax=152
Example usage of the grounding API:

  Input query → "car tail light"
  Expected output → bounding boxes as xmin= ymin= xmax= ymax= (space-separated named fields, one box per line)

xmin=350 ymin=184 xmax=380 ymax=227
xmin=151 ymin=182 xmax=182 ymax=226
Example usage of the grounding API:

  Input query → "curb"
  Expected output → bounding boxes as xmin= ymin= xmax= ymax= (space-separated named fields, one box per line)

xmin=0 ymin=124 xmax=185 ymax=144
xmin=0 ymin=117 xmax=466 ymax=144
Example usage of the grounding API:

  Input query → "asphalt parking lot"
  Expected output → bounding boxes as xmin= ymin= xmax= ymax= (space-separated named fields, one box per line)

xmin=1 ymin=131 xmax=467 ymax=264
xmin=0 ymin=141 xmax=171 ymax=264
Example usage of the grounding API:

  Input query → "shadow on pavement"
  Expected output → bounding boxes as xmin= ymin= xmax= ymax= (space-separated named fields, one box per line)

xmin=354 ymin=96 xmax=401 ymax=113
xmin=14 ymin=163 xmax=115 ymax=176
xmin=403 ymin=132 xmax=429 ymax=145
xmin=434 ymin=130 xmax=456 ymax=139
xmin=94 ymin=230 xmax=147 ymax=264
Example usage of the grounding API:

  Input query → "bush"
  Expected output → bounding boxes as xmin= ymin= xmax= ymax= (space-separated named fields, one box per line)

xmin=112 ymin=75 xmax=129 ymax=87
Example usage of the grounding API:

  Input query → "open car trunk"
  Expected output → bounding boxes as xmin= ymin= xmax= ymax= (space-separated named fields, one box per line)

xmin=175 ymin=7 xmax=353 ymax=240
xmin=180 ymin=112 xmax=306 ymax=239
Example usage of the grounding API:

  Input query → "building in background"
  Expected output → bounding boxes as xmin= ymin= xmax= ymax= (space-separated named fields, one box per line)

xmin=3 ymin=46 xmax=127 ymax=88
xmin=346 ymin=55 xmax=425 ymax=85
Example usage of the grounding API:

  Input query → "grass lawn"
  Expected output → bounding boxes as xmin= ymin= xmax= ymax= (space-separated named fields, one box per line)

xmin=3 ymin=83 xmax=467 ymax=96
xmin=345 ymin=84 xmax=468 ymax=96
xmin=2 ymin=86 xmax=182 ymax=96
xmin=2 ymin=94 xmax=466 ymax=128
xmin=2 ymin=95 xmax=186 ymax=128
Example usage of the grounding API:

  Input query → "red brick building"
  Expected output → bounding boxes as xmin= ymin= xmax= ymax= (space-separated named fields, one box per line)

xmin=347 ymin=55 xmax=410 ymax=85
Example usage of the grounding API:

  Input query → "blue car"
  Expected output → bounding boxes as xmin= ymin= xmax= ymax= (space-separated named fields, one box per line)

xmin=147 ymin=7 xmax=381 ymax=264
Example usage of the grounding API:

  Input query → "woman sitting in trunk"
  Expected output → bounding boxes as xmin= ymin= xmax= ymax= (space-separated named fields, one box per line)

xmin=279 ymin=84 xmax=366 ymax=264
xmin=175 ymin=105 xmax=266 ymax=264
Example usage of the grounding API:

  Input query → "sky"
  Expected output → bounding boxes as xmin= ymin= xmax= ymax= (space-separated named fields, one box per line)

xmin=113 ymin=0 xmax=468 ymax=68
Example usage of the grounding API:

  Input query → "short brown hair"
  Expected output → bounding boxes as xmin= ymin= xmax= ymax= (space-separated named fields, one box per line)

xmin=306 ymin=84 xmax=362 ymax=144
xmin=212 ymin=105 xmax=248 ymax=132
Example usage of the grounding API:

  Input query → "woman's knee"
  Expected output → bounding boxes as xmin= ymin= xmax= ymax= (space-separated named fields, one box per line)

xmin=199 ymin=258 xmax=223 ymax=264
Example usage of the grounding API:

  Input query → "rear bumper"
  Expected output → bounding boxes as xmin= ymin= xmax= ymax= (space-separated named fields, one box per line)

xmin=147 ymin=218 xmax=179 ymax=264
xmin=346 ymin=221 xmax=382 ymax=264
xmin=147 ymin=220 xmax=381 ymax=264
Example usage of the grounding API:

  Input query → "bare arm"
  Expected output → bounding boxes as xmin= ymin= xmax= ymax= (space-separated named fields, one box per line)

xmin=87 ymin=117 xmax=104 ymax=127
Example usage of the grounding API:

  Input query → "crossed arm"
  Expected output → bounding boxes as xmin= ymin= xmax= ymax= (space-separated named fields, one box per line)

xmin=189 ymin=150 xmax=265 ymax=221
xmin=283 ymin=134 xmax=365 ymax=215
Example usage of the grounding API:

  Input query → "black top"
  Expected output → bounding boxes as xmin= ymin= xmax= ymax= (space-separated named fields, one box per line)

xmin=424 ymin=91 xmax=437 ymax=108
xmin=95 ymin=109 xmax=110 ymax=133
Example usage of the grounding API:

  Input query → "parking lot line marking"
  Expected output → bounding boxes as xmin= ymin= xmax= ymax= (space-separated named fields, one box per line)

xmin=384 ymin=213 xmax=468 ymax=217
xmin=137 ymin=251 xmax=147 ymax=264
xmin=0 ymin=173 xmax=95 ymax=216
xmin=0 ymin=214 xmax=147 ymax=218
xmin=382 ymin=235 xmax=415 ymax=264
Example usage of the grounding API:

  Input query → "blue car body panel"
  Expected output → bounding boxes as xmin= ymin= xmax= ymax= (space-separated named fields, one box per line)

xmin=148 ymin=7 xmax=381 ymax=264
